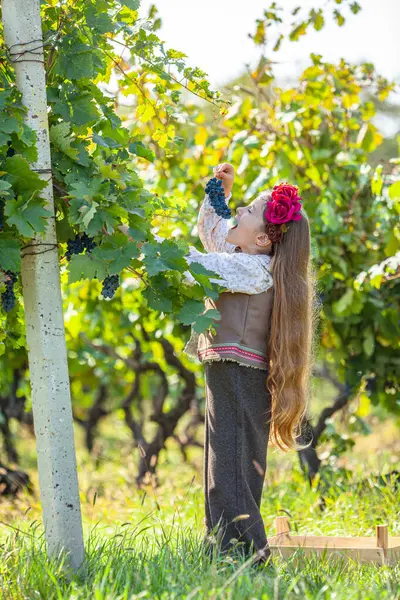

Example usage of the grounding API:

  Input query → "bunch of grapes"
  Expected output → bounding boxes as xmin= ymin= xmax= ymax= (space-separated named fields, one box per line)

xmin=1 ymin=270 xmax=17 ymax=313
xmin=205 ymin=177 xmax=231 ymax=219
xmin=65 ymin=233 xmax=97 ymax=261
xmin=101 ymin=274 xmax=120 ymax=299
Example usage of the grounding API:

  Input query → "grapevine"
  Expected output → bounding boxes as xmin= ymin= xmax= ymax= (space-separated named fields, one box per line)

xmin=1 ymin=270 xmax=18 ymax=313
xmin=205 ymin=177 xmax=231 ymax=218
xmin=101 ymin=274 xmax=120 ymax=299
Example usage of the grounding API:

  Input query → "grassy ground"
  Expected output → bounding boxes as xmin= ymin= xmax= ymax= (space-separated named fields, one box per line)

xmin=0 ymin=398 xmax=399 ymax=599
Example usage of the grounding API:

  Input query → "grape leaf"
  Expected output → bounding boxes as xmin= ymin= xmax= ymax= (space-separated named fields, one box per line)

xmin=4 ymin=155 xmax=47 ymax=196
xmin=0 ymin=180 xmax=12 ymax=197
xmin=4 ymin=196 xmax=52 ymax=236
xmin=142 ymin=240 xmax=187 ymax=277
xmin=177 ymin=300 xmax=220 ymax=333
xmin=68 ymin=253 xmax=107 ymax=283
xmin=120 ymin=0 xmax=141 ymax=10
xmin=350 ymin=2 xmax=361 ymax=13
xmin=71 ymin=96 xmax=101 ymax=126
xmin=86 ymin=6 xmax=116 ymax=33
xmin=177 ymin=299 xmax=205 ymax=325
xmin=143 ymin=286 xmax=173 ymax=312
xmin=129 ymin=141 xmax=155 ymax=162
xmin=50 ymin=123 xmax=79 ymax=160
xmin=92 ymin=133 xmax=122 ymax=149
xmin=89 ymin=236 xmax=140 ymax=274
xmin=0 ymin=239 xmax=22 ymax=272
xmin=56 ymin=43 xmax=99 ymax=81
xmin=0 ymin=115 xmax=20 ymax=135
xmin=187 ymin=260 xmax=225 ymax=290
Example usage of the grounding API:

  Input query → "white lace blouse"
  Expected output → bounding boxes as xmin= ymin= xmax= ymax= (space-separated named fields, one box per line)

xmin=152 ymin=192 xmax=274 ymax=359
xmin=154 ymin=192 xmax=273 ymax=292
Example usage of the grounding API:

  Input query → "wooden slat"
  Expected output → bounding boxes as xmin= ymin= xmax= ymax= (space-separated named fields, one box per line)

xmin=268 ymin=516 xmax=400 ymax=566
xmin=269 ymin=546 xmax=389 ymax=566
xmin=268 ymin=534 xmax=400 ymax=550
xmin=376 ymin=525 xmax=388 ymax=549
xmin=275 ymin=516 xmax=290 ymax=535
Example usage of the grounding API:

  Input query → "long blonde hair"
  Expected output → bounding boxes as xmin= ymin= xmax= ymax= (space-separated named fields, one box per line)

xmin=262 ymin=195 xmax=320 ymax=452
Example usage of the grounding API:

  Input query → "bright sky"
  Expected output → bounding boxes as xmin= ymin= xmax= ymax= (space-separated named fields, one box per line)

xmin=139 ymin=0 xmax=399 ymax=87
xmin=138 ymin=0 xmax=399 ymax=137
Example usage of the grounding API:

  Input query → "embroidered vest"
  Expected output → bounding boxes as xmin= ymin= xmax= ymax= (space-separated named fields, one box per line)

xmin=196 ymin=288 xmax=274 ymax=370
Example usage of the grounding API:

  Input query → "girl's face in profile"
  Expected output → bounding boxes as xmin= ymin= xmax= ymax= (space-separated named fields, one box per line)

xmin=226 ymin=194 xmax=270 ymax=253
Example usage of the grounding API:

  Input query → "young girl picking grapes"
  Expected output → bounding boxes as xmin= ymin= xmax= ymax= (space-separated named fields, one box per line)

xmin=184 ymin=163 xmax=316 ymax=569
xmin=120 ymin=163 xmax=316 ymax=569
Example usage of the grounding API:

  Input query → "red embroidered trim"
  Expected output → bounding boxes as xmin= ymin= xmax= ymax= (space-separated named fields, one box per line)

xmin=198 ymin=346 xmax=267 ymax=364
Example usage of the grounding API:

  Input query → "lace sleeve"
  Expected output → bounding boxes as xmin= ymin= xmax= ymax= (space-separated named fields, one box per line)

xmin=186 ymin=249 xmax=273 ymax=294
xmin=197 ymin=193 xmax=237 ymax=254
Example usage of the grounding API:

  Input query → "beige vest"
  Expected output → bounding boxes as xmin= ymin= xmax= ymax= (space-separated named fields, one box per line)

xmin=197 ymin=288 xmax=274 ymax=370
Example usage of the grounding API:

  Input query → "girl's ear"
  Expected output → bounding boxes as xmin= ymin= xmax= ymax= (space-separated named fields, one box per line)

xmin=255 ymin=232 xmax=270 ymax=248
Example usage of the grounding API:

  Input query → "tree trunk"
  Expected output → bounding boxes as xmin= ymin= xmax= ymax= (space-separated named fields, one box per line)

xmin=1 ymin=0 xmax=84 ymax=574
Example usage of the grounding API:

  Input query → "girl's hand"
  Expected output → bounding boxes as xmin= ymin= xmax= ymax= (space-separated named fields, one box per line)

xmin=213 ymin=163 xmax=234 ymax=198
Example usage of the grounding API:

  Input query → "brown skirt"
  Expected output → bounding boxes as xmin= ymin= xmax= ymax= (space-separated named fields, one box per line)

xmin=203 ymin=359 xmax=272 ymax=563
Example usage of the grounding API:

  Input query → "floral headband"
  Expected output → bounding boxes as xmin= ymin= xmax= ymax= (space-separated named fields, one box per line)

xmin=263 ymin=183 xmax=303 ymax=244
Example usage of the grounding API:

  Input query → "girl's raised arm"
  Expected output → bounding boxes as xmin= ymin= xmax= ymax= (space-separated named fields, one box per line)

xmin=197 ymin=191 xmax=237 ymax=254
xmin=197 ymin=162 xmax=236 ymax=254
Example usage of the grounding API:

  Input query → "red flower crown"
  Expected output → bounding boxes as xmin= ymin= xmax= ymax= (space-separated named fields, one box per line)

xmin=263 ymin=183 xmax=303 ymax=243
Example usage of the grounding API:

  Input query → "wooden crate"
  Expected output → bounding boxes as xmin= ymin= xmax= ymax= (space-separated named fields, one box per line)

xmin=268 ymin=516 xmax=400 ymax=566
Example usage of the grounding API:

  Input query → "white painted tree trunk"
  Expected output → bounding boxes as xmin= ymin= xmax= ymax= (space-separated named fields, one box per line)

xmin=2 ymin=0 xmax=84 ymax=573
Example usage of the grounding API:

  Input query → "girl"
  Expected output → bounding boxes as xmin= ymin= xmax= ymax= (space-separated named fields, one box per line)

xmin=120 ymin=163 xmax=316 ymax=568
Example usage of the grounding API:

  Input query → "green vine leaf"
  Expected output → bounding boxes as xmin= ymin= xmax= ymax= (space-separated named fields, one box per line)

xmin=129 ymin=141 xmax=155 ymax=162
xmin=4 ymin=155 xmax=47 ymax=197
xmin=177 ymin=300 xmax=220 ymax=333
xmin=4 ymin=196 xmax=52 ymax=236
xmin=120 ymin=0 xmax=141 ymax=10
xmin=50 ymin=123 xmax=79 ymax=161
xmin=142 ymin=240 xmax=187 ymax=277
xmin=68 ymin=253 xmax=107 ymax=284
xmin=0 ymin=239 xmax=22 ymax=272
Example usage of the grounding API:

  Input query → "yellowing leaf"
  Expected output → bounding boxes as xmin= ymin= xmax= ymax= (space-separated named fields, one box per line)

xmin=342 ymin=94 xmax=359 ymax=109
xmin=136 ymin=102 xmax=156 ymax=123
xmin=194 ymin=113 xmax=206 ymax=125
xmin=152 ymin=128 xmax=168 ymax=148
xmin=195 ymin=126 xmax=208 ymax=147
xmin=355 ymin=393 xmax=371 ymax=417
xmin=388 ymin=181 xmax=400 ymax=200
xmin=166 ymin=124 xmax=176 ymax=139
xmin=305 ymin=165 xmax=323 ymax=188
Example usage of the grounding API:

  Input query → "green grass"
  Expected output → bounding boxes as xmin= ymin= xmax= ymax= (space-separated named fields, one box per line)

xmin=1 ymin=522 xmax=400 ymax=599
xmin=0 ymin=408 xmax=399 ymax=599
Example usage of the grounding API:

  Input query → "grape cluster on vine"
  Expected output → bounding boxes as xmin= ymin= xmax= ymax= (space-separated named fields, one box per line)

xmin=205 ymin=177 xmax=231 ymax=219
xmin=65 ymin=232 xmax=97 ymax=261
xmin=1 ymin=270 xmax=17 ymax=313
xmin=101 ymin=274 xmax=120 ymax=299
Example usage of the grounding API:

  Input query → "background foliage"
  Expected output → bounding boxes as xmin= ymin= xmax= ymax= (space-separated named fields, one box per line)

xmin=0 ymin=0 xmax=399 ymax=491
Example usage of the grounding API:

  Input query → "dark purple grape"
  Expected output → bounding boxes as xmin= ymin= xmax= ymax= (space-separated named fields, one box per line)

xmin=205 ymin=177 xmax=231 ymax=219
xmin=1 ymin=270 xmax=18 ymax=312
xmin=81 ymin=232 xmax=97 ymax=253
xmin=101 ymin=274 xmax=120 ymax=299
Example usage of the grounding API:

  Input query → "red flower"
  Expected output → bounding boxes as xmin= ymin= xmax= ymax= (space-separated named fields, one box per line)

xmin=264 ymin=183 xmax=303 ymax=224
